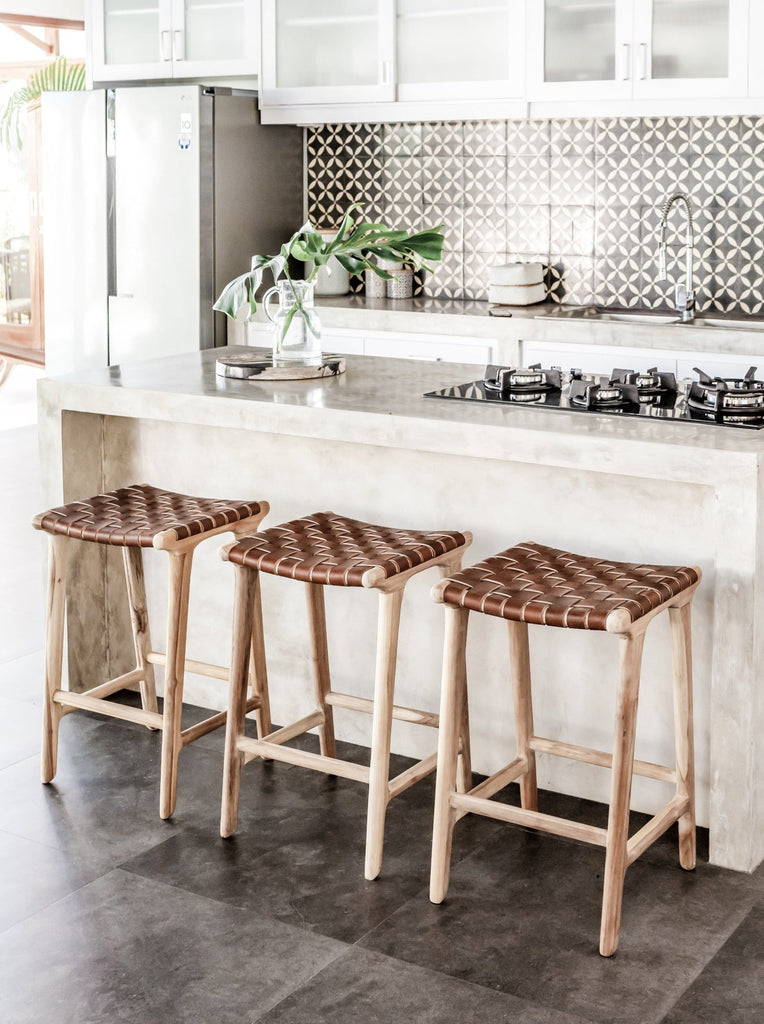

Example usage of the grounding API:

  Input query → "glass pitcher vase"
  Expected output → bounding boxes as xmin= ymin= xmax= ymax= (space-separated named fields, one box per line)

xmin=262 ymin=279 xmax=322 ymax=367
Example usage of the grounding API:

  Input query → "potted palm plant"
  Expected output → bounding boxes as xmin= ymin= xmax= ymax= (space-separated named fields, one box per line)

xmin=213 ymin=204 xmax=445 ymax=366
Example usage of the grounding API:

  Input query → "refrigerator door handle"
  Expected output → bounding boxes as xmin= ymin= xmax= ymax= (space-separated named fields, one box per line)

xmin=173 ymin=29 xmax=185 ymax=61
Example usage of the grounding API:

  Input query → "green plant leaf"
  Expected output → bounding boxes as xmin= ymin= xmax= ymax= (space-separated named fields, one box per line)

xmin=213 ymin=205 xmax=445 ymax=317
xmin=0 ymin=58 xmax=85 ymax=153
xmin=212 ymin=271 xmax=254 ymax=319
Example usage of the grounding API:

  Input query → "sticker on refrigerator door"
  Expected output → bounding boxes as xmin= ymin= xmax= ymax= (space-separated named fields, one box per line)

xmin=178 ymin=111 xmax=192 ymax=150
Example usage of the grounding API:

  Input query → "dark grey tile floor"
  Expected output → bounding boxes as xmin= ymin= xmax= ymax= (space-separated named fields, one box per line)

xmin=0 ymin=689 xmax=762 ymax=1024
xmin=1 ymin=412 xmax=763 ymax=1021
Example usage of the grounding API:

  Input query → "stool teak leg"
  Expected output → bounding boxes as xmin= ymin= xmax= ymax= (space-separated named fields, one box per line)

xmin=364 ymin=587 xmax=404 ymax=881
xmin=221 ymin=565 xmax=258 ymax=838
xmin=670 ymin=600 xmax=696 ymax=870
xmin=159 ymin=549 xmax=193 ymax=820
xmin=41 ymin=534 xmax=70 ymax=784
xmin=438 ymin=558 xmax=472 ymax=793
xmin=305 ymin=582 xmax=336 ymax=758
xmin=430 ymin=605 xmax=470 ymax=904
xmin=122 ymin=547 xmax=159 ymax=722
xmin=248 ymin=569 xmax=272 ymax=744
xmin=508 ymin=620 xmax=538 ymax=812
xmin=600 ymin=629 xmax=645 ymax=957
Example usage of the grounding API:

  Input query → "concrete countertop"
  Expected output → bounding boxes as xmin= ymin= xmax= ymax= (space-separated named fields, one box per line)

xmin=37 ymin=346 xmax=764 ymax=472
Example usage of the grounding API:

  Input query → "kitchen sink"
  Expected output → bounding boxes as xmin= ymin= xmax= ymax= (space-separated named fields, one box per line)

xmin=537 ymin=305 xmax=680 ymax=325
xmin=678 ymin=316 xmax=764 ymax=331
xmin=536 ymin=305 xmax=764 ymax=330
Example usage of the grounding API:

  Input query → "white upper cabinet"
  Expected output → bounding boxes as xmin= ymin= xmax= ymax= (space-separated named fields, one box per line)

xmin=260 ymin=0 xmax=395 ymax=105
xmin=89 ymin=0 xmax=259 ymax=82
xmin=632 ymin=0 xmax=748 ymax=98
xmin=259 ymin=0 xmax=524 ymax=110
xmin=528 ymin=0 xmax=748 ymax=103
xmin=395 ymin=0 xmax=525 ymax=101
xmin=529 ymin=0 xmax=633 ymax=101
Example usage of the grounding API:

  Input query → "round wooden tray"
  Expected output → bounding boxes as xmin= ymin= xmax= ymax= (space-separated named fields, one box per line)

xmin=216 ymin=348 xmax=345 ymax=381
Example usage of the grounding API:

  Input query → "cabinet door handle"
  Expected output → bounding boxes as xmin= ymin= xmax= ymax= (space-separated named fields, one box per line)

xmin=639 ymin=42 xmax=648 ymax=80
xmin=620 ymin=42 xmax=631 ymax=80
xmin=381 ymin=59 xmax=391 ymax=84
xmin=160 ymin=30 xmax=172 ymax=61
xmin=173 ymin=29 xmax=185 ymax=61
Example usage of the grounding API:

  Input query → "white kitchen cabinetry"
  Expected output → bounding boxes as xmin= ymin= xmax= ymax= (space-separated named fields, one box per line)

xmin=522 ymin=338 xmax=762 ymax=382
xmin=259 ymin=0 xmax=524 ymax=120
xmin=248 ymin=322 xmax=493 ymax=363
xmin=521 ymin=339 xmax=677 ymax=375
xmin=260 ymin=0 xmax=395 ymax=106
xmin=675 ymin=354 xmax=761 ymax=379
xmin=89 ymin=0 xmax=259 ymax=83
xmin=363 ymin=331 xmax=492 ymax=363
xmin=395 ymin=0 xmax=525 ymax=102
xmin=527 ymin=0 xmax=748 ymax=105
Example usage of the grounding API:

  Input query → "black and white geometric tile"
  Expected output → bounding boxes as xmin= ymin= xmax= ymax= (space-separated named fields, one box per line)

xmin=307 ymin=114 xmax=764 ymax=312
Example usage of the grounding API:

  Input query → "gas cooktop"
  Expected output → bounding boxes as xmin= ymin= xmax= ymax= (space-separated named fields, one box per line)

xmin=425 ymin=363 xmax=764 ymax=430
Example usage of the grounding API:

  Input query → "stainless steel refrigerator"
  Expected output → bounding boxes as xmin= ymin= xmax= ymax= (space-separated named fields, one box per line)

xmin=41 ymin=85 xmax=303 ymax=375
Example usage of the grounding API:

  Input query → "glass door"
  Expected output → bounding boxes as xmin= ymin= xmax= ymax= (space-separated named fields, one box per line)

xmin=0 ymin=101 xmax=43 ymax=362
xmin=527 ymin=0 xmax=634 ymax=100
xmin=89 ymin=0 xmax=170 ymax=82
xmin=395 ymin=0 xmax=524 ymax=100
xmin=260 ymin=0 xmax=395 ymax=105
xmin=633 ymin=0 xmax=747 ymax=98
xmin=170 ymin=0 xmax=258 ymax=78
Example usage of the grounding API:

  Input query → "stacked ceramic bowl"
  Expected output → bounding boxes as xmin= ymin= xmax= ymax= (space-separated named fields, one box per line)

xmin=488 ymin=262 xmax=546 ymax=307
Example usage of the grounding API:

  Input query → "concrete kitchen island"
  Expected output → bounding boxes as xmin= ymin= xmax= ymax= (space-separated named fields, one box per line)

xmin=37 ymin=347 xmax=764 ymax=874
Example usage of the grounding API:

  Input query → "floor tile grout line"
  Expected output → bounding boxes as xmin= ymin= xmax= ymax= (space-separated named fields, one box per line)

xmin=654 ymin=897 xmax=762 ymax=1024
xmin=247 ymin=945 xmax=356 ymax=1024
xmin=0 ymin=859 xmax=116 ymax=940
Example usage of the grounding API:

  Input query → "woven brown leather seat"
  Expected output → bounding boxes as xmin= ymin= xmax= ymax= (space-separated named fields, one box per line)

xmin=33 ymin=483 xmax=264 ymax=549
xmin=33 ymin=483 xmax=269 ymax=820
xmin=220 ymin=511 xmax=472 ymax=881
xmin=437 ymin=541 xmax=700 ymax=632
xmin=226 ymin=511 xmax=468 ymax=588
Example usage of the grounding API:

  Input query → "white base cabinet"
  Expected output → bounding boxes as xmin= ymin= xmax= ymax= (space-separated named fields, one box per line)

xmin=247 ymin=321 xmax=494 ymax=364
xmin=521 ymin=339 xmax=762 ymax=381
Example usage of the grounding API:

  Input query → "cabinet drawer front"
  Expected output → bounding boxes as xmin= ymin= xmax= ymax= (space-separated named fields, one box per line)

xmin=364 ymin=335 xmax=492 ymax=363
xmin=522 ymin=340 xmax=677 ymax=376
xmin=676 ymin=355 xmax=761 ymax=381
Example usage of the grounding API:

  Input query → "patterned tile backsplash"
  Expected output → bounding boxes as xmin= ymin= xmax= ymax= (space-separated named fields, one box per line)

xmin=306 ymin=117 xmax=764 ymax=312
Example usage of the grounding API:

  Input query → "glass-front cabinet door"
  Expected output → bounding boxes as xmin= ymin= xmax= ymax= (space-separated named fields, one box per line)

xmin=632 ymin=0 xmax=747 ymax=98
xmin=90 ymin=0 xmax=169 ymax=81
xmin=171 ymin=0 xmax=258 ymax=77
xmin=395 ymin=0 xmax=524 ymax=100
xmin=527 ymin=0 xmax=635 ymax=100
xmin=260 ymin=0 xmax=395 ymax=105
xmin=89 ymin=0 xmax=258 ymax=81
xmin=528 ymin=0 xmax=746 ymax=101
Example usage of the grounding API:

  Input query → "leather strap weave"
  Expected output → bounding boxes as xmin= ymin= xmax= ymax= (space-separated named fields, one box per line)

xmin=437 ymin=541 xmax=699 ymax=630
xmin=227 ymin=511 xmax=467 ymax=587
xmin=33 ymin=484 xmax=264 ymax=548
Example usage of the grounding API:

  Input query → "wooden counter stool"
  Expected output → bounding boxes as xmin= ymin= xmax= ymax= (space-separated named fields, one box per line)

xmin=33 ymin=483 xmax=270 ymax=819
xmin=219 ymin=510 xmax=472 ymax=879
xmin=429 ymin=541 xmax=701 ymax=956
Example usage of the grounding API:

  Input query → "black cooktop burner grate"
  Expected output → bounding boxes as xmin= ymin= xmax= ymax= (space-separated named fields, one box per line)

xmin=425 ymin=364 xmax=764 ymax=430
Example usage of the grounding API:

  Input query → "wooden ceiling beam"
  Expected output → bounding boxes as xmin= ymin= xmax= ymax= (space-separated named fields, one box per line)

xmin=7 ymin=24 xmax=54 ymax=54
xmin=0 ymin=15 xmax=84 ymax=31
